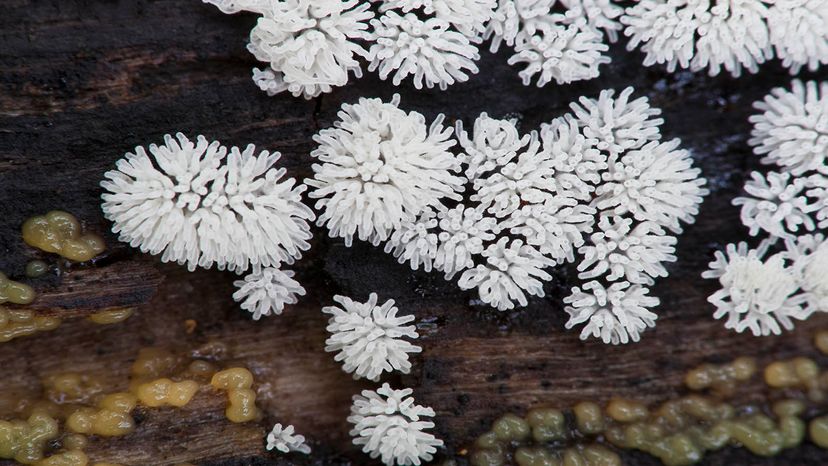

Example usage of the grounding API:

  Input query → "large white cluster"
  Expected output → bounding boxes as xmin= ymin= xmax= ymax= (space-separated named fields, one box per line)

xmin=348 ymin=383 xmax=443 ymax=466
xmin=323 ymin=293 xmax=422 ymax=381
xmin=308 ymin=89 xmax=708 ymax=343
xmin=559 ymin=89 xmax=708 ymax=345
xmin=705 ymin=80 xmax=828 ymax=336
xmin=621 ymin=0 xmax=828 ymax=77
xmin=100 ymin=133 xmax=314 ymax=274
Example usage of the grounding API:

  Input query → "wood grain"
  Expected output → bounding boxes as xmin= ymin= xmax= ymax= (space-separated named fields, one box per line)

xmin=2 ymin=1 xmax=828 ymax=465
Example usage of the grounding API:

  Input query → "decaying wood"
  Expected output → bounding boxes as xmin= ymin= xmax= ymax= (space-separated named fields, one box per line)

xmin=2 ymin=0 xmax=828 ymax=465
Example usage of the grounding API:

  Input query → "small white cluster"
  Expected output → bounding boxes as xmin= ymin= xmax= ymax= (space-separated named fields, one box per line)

xmin=368 ymin=0 xmax=496 ymax=90
xmin=266 ymin=423 xmax=311 ymax=455
xmin=621 ymin=0 xmax=828 ymax=77
xmin=705 ymin=80 xmax=828 ymax=336
xmin=206 ymin=0 xmax=374 ymax=98
xmin=485 ymin=0 xmax=616 ymax=86
xmin=348 ymin=383 xmax=443 ymax=466
xmin=232 ymin=267 xmax=306 ymax=320
xmin=323 ymin=293 xmax=422 ymax=381
xmin=307 ymin=90 xmax=708 ymax=344
xmin=785 ymin=234 xmax=828 ymax=315
xmin=100 ymin=133 xmax=314 ymax=274
xmin=702 ymin=241 xmax=811 ymax=336
xmin=768 ymin=0 xmax=828 ymax=73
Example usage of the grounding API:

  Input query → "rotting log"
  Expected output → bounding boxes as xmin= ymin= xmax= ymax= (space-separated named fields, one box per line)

xmin=2 ymin=0 xmax=828 ymax=465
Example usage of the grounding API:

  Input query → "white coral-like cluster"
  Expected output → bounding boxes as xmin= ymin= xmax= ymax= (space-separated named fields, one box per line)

xmin=485 ymin=0 xmax=614 ymax=86
xmin=348 ymin=383 xmax=443 ymax=466
xmin=702 ymin=241 xmax=810 ymax=336
xmin=207 ymin=0 xmax=374 ymax=99
xmin=749 ymin=80 xmax=828 ymax=177
xmin=307 ymin=95 xmax=463 ymax=246
xmin=266 ymin=423 xmax=311 ymax=454
xmin=733 ymin=171 xmax=814 ymax=240
xmin=101 ymin=133 xmax=315 ymax=273
xmin=307 ymin=90 xmax=708 ymax=343
xmin=705 ymin=80 xmax=828 ymax=336
xmin=735 ymin=80 xmax=828 ymax=240
xmin=323 ymin=293 xmax=422 ymax=381
xmin=204 ymin=0 xmax=627 ymax=95
xmin=785 ymin=234 xmax=828 ymax=315
xmin=232 ymin=267 xmax=306 ymax=320
xmin=768 ymin=0 xmax=828 ymax=73
xmin=621 ymin=0 xmax=828 ymax=77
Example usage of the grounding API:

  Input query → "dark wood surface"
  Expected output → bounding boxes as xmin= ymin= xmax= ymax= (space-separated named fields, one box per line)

xmin=2 ymin=1 xmax=828 ymax=465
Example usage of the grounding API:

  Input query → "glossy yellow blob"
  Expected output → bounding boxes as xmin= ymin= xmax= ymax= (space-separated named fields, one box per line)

xmin=0 ymin=308 xmax=60 ymax=343
xmin=210 ymin=367 xmax=253 ymax=390
xmin=514 ymin=446 xmax=558 ymax=466
xmin=184 ymin=360 xmax=217 ymax=380
xmin=563 ymin=444 xmax=621 ymax=466
xmin=211 ymin=368 xmax=259 ymax=423
xmin=685 ymin=357 xmax=756 ymax=394
xmin=62 ymin=434 xmax=87 ymax=452
xmin=815 ymin=331 xmax=828 ymax=355
xmin=809 ymin=416 xmax=828 ymax=448
xmin=0 ymin=273 xmax=36 ymax=305
xmin=764 ymin=358 xmax=821 ymax=401
xmin=492 ymin=413 xmax=530 ymax=442
xmin=133 ymin=379 xmax=199 ymax=408
xmin=35 ymin=450 xmax=88 ymax=466
xmin=25 ymin=261 xmax=49 ymax=279
xmin=606 ymin=399 xmax=648 ymax=423
xmin=22 ymin=211 xmax=105 ymax=262
xmin=578 ymin=444 xmax=621 ymax=466
xmin=469 ymin=446 xmax=506 ymax=466
xmin=42 ymin=373 xmax=104 ymax=404
xmin=526 ymin=408 xmax=565 ymax=442
xmin=573 ymin=402 xmax=604 ymax=434
xmin=87 ymin=308 xmax=134 ymax=325
xmin=131 ymin=347 xmax=184 ymax=379
xmin=0 ymin=412 xmax=59 ymax=464
xmin=66 ymin=393 xmax=137 ymax=437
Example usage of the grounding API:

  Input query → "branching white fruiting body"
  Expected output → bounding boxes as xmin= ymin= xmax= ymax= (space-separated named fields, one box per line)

xmin=233 ymin=267 xmax=306 ymax=319
xmin=703 ymin=241 xmax=810 ymax=336
xmin=785 ymin=234 xmax=828 ymax=315
xmin=348 ymin=383 xmax=444 ymax=466
xmin=323 ymin=293 xmax=422 ymax=381
xmin=733 ymin=171 xmax=816 ymax=240
xmin=266 ymin=423 xmax=311 ymax=454
xmin=307 ymin=95 xmax=463 ymax=246
xmin=749 ymin=80 xmax=828 ymax=176
xmin=622 ymin=1 xmax=828 ymax=77
xmin=101 ymin=133 xmax=314 ymax=273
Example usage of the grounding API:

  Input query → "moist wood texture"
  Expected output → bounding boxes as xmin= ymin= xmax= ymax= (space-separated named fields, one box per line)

xmin=1 ymin=1 xmax=828 ymax=465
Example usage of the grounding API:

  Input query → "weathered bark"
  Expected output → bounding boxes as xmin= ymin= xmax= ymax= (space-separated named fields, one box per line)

xmin=2 ymin=1 xmax=828 ymax=465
